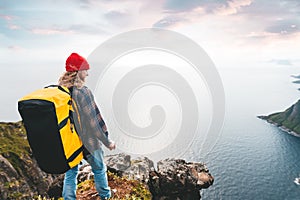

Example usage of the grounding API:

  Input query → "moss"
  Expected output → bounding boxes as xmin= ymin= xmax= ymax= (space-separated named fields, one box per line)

xmin=3 ymin=180 xmax=29 ymax=199
xmin=76 ymin=171 xmax=152 ymax=200
xmin=77 ymin=179 xmax=94 ymax=192
xmin=108 ymin=171 xmax=152 ymax=200
xmin=7 ymin=192 xmax=23 ymax=199
xmin=0 ymin=122 xmax=31 ymax=171
xmin=32 ymin=195 xmax=55 ymax=200
xmin=0 ymin=122 xmax=30 ymax=154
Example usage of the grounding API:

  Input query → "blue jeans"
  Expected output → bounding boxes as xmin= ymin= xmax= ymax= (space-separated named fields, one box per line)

xmin=62 ymin=149 xmax=111 ymax=200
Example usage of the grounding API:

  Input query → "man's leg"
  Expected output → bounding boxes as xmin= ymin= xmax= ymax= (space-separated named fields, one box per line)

xmin=62 ymin=165 xmax=79 ymax=200
xmin=86 ymin=149 xmax=111 ymax=199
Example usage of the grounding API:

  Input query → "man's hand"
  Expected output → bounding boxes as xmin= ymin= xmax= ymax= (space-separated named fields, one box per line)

xmin=109 ymin=141 xmax=116 ymax=150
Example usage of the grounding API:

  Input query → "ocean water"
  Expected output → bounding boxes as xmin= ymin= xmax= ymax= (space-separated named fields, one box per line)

xmin=198 ymin=67 xmax=300 ymax=200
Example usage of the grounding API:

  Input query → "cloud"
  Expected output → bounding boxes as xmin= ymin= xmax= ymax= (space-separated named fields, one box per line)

xmin=160 ymin=0 xmax=300 ymax=33
xmin=214 ymin=0 xmax=253 ymax=15
xmin=0 ymin=14 xmax=13 ymax=21
xmin=236 ymin=0 xmax=300 ymax=17
xmin=69 ymin=24 xmax=108 ymax=35
xmin=163 ymin=0 xmax=252 ymax=15
xmin=269 ymin=59 xmax=293 ymax=66
xmin=30 ymin=23 xmax=109 ymax=36
xmin=73 ymin=0 xmax=149 ymax=29
xmin=31 ymin=28 xmax=73 ymax=35
xmin=154 ymin=0 xmax=253 ymax=28
xmin=105 ymin=10 xmax=128 ymax=19
xmin=104 ymin=10 xmax=132 ymax=26
xmin=8 ymin=45 xmax=23 ymax=52
xmin=152 ymin=15 xmax=186 ymax=28
xmin=265 ymin=19 xmax=300 ymax=35
xmin=8 ymin=24 xmax=20 ymax=30
xmin=2 ymin=0 xmax=300 ymax=53
xmin=163 ymin=0 xmax=203 ymax=12
xmin=0 ymin=13 xmax=19 ymax=30
xmin=245 ymin=31 xmax=277 ymax=38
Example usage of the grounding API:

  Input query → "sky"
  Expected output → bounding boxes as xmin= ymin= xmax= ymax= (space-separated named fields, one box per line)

xmin=1 ymin=0 xmax=300 ymax=121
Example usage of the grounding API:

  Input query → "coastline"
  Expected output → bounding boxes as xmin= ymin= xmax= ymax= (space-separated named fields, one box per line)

xmin=278 ymin=125 xmax=300 ymax=138
xmin=258 ymin=116 xmax=300 ymax=138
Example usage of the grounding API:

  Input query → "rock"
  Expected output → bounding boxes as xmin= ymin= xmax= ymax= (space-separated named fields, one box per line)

xmin=105 ymin=153 xmax=131 ymax=176
xmin=48 ymin=153 xmax=154 ymax=198
xmin=105 ymin=153 xmax=154 ymax=182
xmin=122 ymin=156 xmax=154 ymax=182
xmin=0 ymin=121 xmax=215 ymax=199
xmin=78 ymin=164 xmax=93 ymax=182
xmin=47 ymin=174 xmax=65 ymax=199
xmin=48 ymin=154 xmax=213 ymax=200
xmin=0 ymin=154 xmax=20 ymax=200
xmin=148 ymin=158 xmax=214 ymax=200
xmin=0 ymin=154 xmax=19 ymax=180
xmin=21 ymin=155 xmax=55 ymax=195
xmin=198 ymin=172 xmax=214 ymax=189
xmin=0 ymin=152 xmax=56 ymax=199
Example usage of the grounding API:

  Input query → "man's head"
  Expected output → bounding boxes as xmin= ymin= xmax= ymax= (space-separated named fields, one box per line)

xmin=59 ymin=53 xmax=89 ymax=86
xmin=65 ymin=53 xmax=90 ymax=72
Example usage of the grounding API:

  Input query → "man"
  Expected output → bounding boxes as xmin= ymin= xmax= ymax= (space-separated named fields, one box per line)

xmin=59 ymin=53 xmax=116 ymax=200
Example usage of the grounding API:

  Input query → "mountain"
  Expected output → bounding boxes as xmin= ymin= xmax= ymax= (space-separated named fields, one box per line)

xmin=258 ymin=99 xmax=300 ymax=136
xmin=291 ymin=75 xmax=300 ymax=79
xmin=0 ymin=122 xmax=214 ymax=199
xmin=293 ymin=80 xmax=300 ymax=84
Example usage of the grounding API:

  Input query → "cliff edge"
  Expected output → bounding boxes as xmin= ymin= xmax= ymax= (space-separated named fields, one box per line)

xmin=0 ymin=122 xmax=214 ymax=199
xmin=258 ymin=99 xmax=300 ymax=136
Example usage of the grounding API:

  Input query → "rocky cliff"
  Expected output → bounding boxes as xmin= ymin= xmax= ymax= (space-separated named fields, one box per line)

xmin=258 ymin=99 xmax=300 ymax=136
xmin=0 ymin=122 xmax=214 ymax=199
xmin=48 ymin=154 xmax=214 ymax=200
xmin=0 ymin=122 xmax=56 ymax=199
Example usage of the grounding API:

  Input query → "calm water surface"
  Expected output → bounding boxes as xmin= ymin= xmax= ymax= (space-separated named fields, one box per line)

xmin=197 ymin=67 xmax=300 ymax=200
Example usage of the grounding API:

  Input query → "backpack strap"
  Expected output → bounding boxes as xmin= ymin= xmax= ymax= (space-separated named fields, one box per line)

xmin=45 ymin=85 xmax=70 ymax=95
xmin=67 ymin=87 xmax=82 ymax=135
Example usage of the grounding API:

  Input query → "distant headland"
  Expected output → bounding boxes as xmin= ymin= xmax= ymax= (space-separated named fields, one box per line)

xmin=258 ymin=99 xmax=300 ymax=137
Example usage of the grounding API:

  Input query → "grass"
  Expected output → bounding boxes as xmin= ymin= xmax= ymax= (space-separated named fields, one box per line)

xmin=76 ymin=171 xmax=152 ymax=200
xmin=0 ymin=122 xmax=30 ymax=156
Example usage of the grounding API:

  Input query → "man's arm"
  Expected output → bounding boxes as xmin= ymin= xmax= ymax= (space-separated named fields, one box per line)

xmin=77 ymin=87 xmax=113 ymax=148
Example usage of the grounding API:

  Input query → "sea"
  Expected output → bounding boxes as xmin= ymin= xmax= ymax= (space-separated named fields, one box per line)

xmin=196 ymin=66 xmax=300 ymax=200
xmin=102 ymin=65 xmax=300 ymax=199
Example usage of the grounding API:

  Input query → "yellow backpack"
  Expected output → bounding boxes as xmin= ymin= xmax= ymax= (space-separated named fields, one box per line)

xmin=18 ymin=85 xmax=83 ymax=174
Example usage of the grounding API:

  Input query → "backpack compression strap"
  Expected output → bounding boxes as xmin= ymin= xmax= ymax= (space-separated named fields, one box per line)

xmin=45 ymin=85 xmax=75 ymax=132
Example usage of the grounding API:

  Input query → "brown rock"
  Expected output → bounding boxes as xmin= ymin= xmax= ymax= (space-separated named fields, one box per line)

xmin=198 ymin=172 xmax=214 ymax=189
xmin=148 ymin=158 xmax=214 ymax=200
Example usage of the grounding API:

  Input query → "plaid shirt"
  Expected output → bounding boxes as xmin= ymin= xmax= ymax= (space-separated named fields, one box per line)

xmin=72 ymin=86 xmax=111 ymax=153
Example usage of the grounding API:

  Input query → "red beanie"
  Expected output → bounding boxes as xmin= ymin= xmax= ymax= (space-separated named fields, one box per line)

xmin=65 ymin=53 xmax=90 ymax=72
